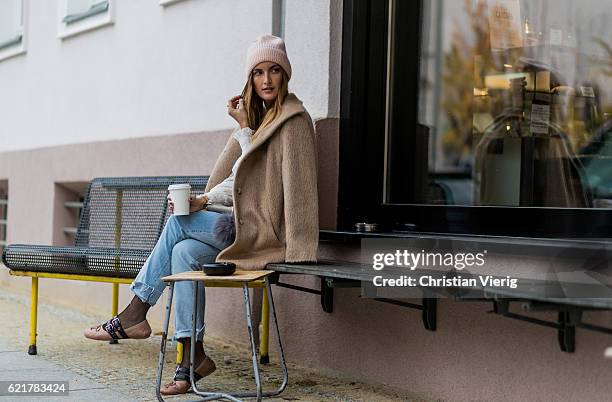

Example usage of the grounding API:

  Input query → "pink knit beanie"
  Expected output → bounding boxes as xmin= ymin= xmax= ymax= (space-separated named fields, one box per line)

xmin=245 ymin=35 xmax=292 ymax=80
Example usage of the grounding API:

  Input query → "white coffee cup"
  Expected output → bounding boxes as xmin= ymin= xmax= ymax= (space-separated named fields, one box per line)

xmin=168 ymin=184 xmax=191 ymax=215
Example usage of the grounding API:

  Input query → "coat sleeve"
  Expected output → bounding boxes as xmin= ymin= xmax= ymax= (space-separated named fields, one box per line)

xmin=280 ymin=113 xmax=319 ymax=262
xmin=205 ymin=130 xmax=242 ymax=193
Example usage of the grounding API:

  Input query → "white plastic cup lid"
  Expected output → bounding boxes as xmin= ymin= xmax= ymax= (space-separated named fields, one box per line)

xmin=168 ymin=184 xmax=191 ymax=190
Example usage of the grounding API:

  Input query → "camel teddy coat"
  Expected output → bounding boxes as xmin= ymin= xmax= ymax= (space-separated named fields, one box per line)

xmin=206 ymin=93 xmax=319 ymax=270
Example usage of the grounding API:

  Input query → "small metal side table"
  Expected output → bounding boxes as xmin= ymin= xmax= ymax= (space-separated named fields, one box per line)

xmin=156 ymin=270 xmax=288 ymax=402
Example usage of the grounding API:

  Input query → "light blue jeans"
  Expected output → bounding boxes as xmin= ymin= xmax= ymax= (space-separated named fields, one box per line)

xmin=130 ymin=210 xmax=232 ymax=341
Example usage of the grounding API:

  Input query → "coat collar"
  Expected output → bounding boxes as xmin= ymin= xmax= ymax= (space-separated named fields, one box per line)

xmin=249 ymin=93 xmax=305 ymax=150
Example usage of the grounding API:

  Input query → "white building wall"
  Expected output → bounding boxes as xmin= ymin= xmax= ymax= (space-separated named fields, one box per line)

xmin=284 ymin=0 xmax=334 ymax=118
xmin=0 ymin=0 xmax=336 ymax=152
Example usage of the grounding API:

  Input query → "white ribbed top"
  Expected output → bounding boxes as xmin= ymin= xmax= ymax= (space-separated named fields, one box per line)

xmin=203 ymin=127 xmax=254 ymax=206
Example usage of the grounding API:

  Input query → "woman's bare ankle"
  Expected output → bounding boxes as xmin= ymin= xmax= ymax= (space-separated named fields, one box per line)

xmin=178 ymin=338 xmax=206 ymax=369
xmin=117 ymin=296 xmax=150 ymax=328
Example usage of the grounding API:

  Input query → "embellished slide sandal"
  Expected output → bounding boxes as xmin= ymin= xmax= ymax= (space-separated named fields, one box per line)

xmin=83 ymin=316 xmax=152 ymax=341
xmin=160 ymin=356 xmax=217 ymax=395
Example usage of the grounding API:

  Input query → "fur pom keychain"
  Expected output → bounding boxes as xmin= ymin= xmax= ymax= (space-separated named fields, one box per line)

xmin=213 ymin=213 xmax=236 ymax=245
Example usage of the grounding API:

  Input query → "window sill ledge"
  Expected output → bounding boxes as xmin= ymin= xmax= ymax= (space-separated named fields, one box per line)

xmin=0 ymin=46 xmax=26 ymax=63
xmin=320 ymin=229 xmax=612 ymax=253
xmin=57 ymin=15 xmax=113 ymax=40
xmin=159 ymin=0 xmax=189 ymax=7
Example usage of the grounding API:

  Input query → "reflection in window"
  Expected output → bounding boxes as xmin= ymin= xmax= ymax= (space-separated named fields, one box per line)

xmin=63 ymin=0 xmax=109 ymax=25
xmin=417 ymin=0 xmax=612 ymax=207
xmin=0 ymin=0 xmax=23 ymax=51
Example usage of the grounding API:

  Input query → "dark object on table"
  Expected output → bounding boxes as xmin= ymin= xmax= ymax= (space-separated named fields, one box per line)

xmin=200 ymin=262 xmax=236 ymax=276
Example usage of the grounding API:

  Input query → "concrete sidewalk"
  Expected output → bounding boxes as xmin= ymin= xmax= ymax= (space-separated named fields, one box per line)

xmin=0 ymin=341 xmax=134 ymax=401
xmin=0 ymin=288 xmax=423 ymax=402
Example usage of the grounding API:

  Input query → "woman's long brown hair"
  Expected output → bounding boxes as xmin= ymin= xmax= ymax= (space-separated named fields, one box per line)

xmin=241 ymin=68 xmax=289 ymax=142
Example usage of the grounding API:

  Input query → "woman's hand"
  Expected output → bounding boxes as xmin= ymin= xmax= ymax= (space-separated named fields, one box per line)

xmin=191 ymin=195 xmax=209 ymax=212
xmin=227 ymin=95 xmax=249 ymax=129
xmin=167 ymin=195 xmax=209 ymax=214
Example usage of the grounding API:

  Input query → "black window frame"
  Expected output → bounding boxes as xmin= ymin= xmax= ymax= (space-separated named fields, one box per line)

xmin=338 ymin=0 xmax=612 ymax=238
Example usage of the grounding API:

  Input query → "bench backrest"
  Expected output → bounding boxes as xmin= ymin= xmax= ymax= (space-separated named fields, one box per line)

xmin=76 ymin=176 xmax=208 ymax=251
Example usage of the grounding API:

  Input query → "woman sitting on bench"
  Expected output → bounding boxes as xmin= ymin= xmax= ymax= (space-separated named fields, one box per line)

xmin=84 ymin=34 xmax=319 ymax=396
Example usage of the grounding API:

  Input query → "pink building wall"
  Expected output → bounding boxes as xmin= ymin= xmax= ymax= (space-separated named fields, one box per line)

xmin=1 ymin=119 xmax=611 ymax=401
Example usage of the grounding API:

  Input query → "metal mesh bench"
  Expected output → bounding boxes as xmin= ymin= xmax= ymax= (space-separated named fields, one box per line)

xmin=1 ymin=176 xmax=275 ymax=361
xmin=3 ymin=176 xmax=207 ymax=279
xmin=2 ymin=176 xmax=207 ymax=354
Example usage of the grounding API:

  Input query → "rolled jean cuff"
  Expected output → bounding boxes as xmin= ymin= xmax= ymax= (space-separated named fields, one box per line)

xmin=130 ymin=280 xmax=164 ymax=306
xmin=173 ymin=325 xmax=205 ymax=343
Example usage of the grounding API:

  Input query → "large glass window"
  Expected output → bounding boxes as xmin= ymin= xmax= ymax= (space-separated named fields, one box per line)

xmin=339 ymin=0 xmax=612 ymax=237
xmin=415 ymin=0 xmax=612 ymax=208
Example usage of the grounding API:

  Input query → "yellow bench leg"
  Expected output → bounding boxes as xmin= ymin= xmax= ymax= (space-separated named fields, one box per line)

xmin=176 ymin=341 xmax=183 ymax=364
xmin=112 ymin=283 xmax=119 ymax=316
xmin=110 ymin=283 xmax=120 ymax=344
xmin=260 ymin=288 xmax=270 ymax=364
xmin=28 ymin=277 xmax=38 ymax=355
